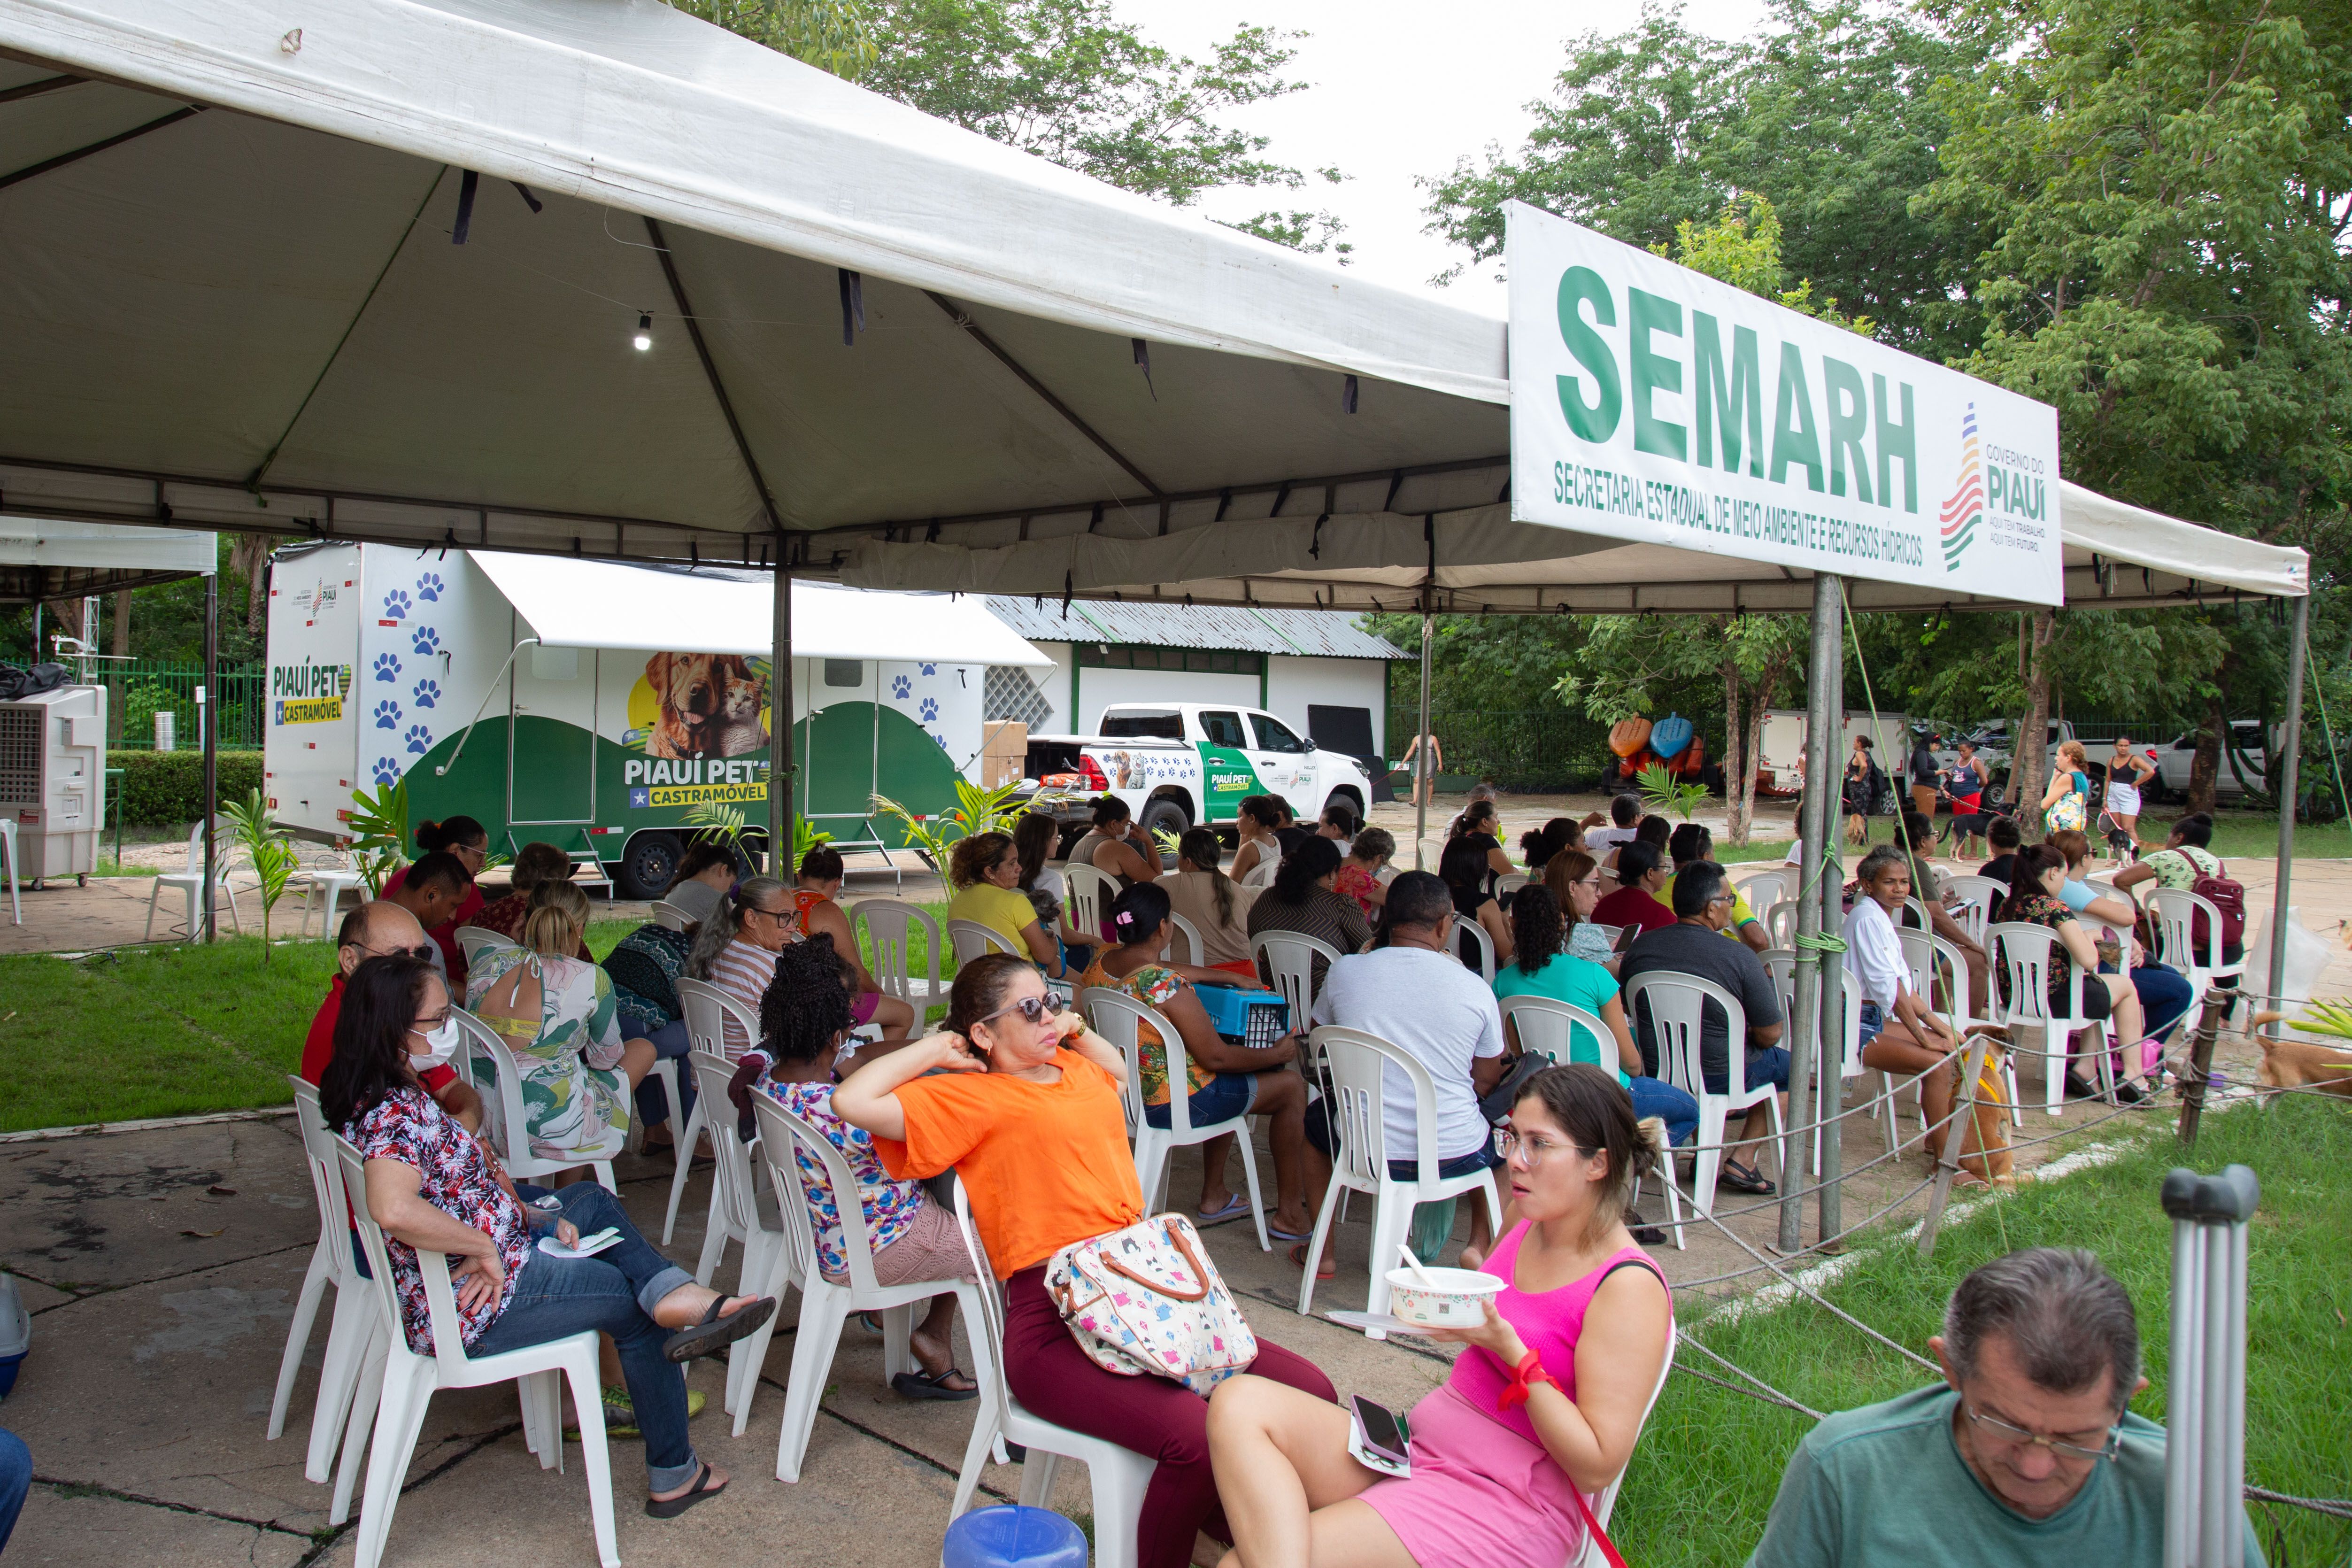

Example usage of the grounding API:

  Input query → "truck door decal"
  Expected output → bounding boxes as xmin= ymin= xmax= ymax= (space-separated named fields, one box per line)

xmin=1199 ymin=744 xmax=1261 ymax=817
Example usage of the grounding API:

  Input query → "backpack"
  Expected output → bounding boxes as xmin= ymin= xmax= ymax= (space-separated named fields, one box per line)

xmin=2189 ymin=855 xmax=2246 ymax=954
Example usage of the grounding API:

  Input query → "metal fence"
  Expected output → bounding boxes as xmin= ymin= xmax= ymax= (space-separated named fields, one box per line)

xmin=1387 ymin=705 xmax=1621 ymax=793
xmin=97 ymin=660 xmax=269 ymax=750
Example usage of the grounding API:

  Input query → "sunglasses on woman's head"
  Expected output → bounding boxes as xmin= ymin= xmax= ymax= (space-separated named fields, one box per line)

xmin=979 ymin=994 xmax=1056 ymax=1029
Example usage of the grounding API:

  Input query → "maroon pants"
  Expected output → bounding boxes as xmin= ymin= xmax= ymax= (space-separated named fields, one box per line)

xmin=1002 ymin=1265 xmax=1336 ymax=1568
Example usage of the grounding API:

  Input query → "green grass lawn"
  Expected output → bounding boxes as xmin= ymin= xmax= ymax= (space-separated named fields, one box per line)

xmin=0 ymin=901 xmax=963 ymax=1135
xmin=1614 ymin=1095 xmax=2352 ymax=1565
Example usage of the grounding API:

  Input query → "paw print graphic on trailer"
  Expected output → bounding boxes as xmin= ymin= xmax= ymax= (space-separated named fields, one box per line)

xmin=411 ymin=626 xmax=440 ymax=657
xmin=918 ymin=663 xmax=938 ymax=676
xmin=933 ymin=731 xmax=949 ymax=750
xmin=372 ymin=700 xmax=401 ymax=729
xmin=414 ymin=571 xmax=445 ymax=602
xmin=372 ymin=757 xmax=402 ymax=786
xmin=891 ymin=675 xmax=912 ymax=700
xmin=412 ymin=679 xmax=441 ymax=709
xmin=372 ymin=653 xmax=402 ymax=683
xmin=918 ymin=697 xmax=939 ymax=722
xmin=404 ymin=724 xmax=433 ymax=756
xmin=381 ymin=588 xmax=410 ymax=620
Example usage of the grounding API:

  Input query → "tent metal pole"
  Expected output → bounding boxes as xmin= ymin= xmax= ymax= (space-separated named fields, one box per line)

xmin=1414 ymin=602 xmax=1434 ymax=871
xmin=770 ymin=552 xmax=792 ymax=875
xmin=1782 ymin=572 xmax=1842 ymax=1251
xmin=201 ymin=567 xmax=219 ymax=944
xmin=2266 ymin=592 xmax=2309 ymax=1035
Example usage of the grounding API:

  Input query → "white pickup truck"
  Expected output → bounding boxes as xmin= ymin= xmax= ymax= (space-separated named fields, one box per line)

xmin=1019 ymin=703 xmax=1375 ymax=847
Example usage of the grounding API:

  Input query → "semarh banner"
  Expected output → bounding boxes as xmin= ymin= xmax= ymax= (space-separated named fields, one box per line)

xmin=1505 ymin=201 xmax=2064 ymax=606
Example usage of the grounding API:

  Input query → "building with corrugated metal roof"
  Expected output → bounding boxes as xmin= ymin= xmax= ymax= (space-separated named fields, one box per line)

xmin=979 ymin=597 xmax=1407 ymax=759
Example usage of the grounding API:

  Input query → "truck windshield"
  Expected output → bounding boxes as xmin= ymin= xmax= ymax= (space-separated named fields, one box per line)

xmin=1102 ymin=708 xmax=1183 ymax=741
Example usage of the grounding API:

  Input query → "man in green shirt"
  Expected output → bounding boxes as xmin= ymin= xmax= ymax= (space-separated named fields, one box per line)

xmin=1749 ymin=1247 xmax=2266 ymax=1567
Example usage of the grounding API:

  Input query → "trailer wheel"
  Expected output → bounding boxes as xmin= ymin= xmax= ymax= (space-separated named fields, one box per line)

xmin=615 ymin=832 xmax=682 ymax=901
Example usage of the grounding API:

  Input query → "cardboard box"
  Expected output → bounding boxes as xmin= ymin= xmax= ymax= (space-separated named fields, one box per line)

xmin=980 ymin=720 xmax=1028 ymax=789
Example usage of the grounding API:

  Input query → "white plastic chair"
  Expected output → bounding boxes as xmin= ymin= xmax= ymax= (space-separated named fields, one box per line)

xmin=145 ymin=815 xmax=242 ymax=940
xmin=1593 ymin=923 xmax=1627 ymax=951
xmin=1082 ymin=986 xmax=1270 ymax=1252
xmin=2148 ymin=887 xmax=2245 ymax=1006
xmin=268 ymin=1077 xmax=375 ymax=1489
xmin=453 ymin=924 xmax=516 ymax=966
xmin=750 ymin=1094 xmax=996 ymax=1483
xmin=453 ymin=1008 xmax=623 ymax=1191
xmin=1240 ymin=855 xmax=1280 ymax=890
xmin=1621 ymin=970 xmax=1785 ymax=1215
xmin=293 ymin=846 xmax=366 ymax=938
xmin=947 ymin=917 xmax=1022 ymax=966
xmin=1944 ymin=875 xmax=2007 ymax=946
xmin=1496 ymin=871 xmax=1531 ymax=899
xmin=1453 ymin=916 xmax=1496 ymax=983
xmin=1987 ymin=922 xmax=2114 ymax=1114
xmin=684 ymin=1050 xmax=798 ymax=1429
xmin=1763 ymin=900 xmax=1799 ymax=950
xmin=850 ymin=898 xmax=950 ymax=1012
xmin=1166 ymin=911 xmax=1205 ymax=967
xmin=1573 ymin=1333 xmax=1679 ymax=1567
xmin=1063 ymin=862 xmax=1116 ymax=947
xmin=1762 ymin=951 xmax=1864 ymax=1175
xmin=1496 ymin=995 xmax=1683 ymax=1250
xmin=1250 ymin=929 xmax=1341 ymax=1027
xmin=0 ymin=817 xmax=18 ymax=924
xmin=947 ymin=1182 xmax=1154 ymax=1565
xmin=649 ymin=898 xmax=693 ymax=932
xmin=1294 ymin=1025 xmax=1506 ymax=1332
xmin=1736 ymin=868 xmax=1793 ymax=910
xmin=1897 ymin=926 xmax=2021 ymax=1131
xmin=330 ymin=1136 xmax=617 ymax=1568
xmin=663 ymin=976 xmax=763 ymax=1244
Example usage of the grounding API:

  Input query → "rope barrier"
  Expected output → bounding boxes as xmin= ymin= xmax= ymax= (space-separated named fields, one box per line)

xmin=1696 ymin=1194 xmax=1943 ymax=1373
xmin=1673 ymin=1329 xmax=1827 ymax=1420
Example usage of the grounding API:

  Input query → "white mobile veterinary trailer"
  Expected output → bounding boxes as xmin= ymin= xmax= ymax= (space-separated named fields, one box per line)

xmin=265 ymin=544 xmax=1051 ymax=896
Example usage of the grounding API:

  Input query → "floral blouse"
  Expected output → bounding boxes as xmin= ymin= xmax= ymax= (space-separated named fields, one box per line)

xmin=2000 ymin=891 xmax=2083 ymax=1012
xmin=467 ymin=947 xmax=631 ymax=1160
xmin=1078 ymin=955 xmax=1215 ymax=1106
xmin=1333 ymin=861 xmax=1383 ymax=920
xmin=1566 ymin=921 xmax=1616 ymax=964
xmin=755 ymin=1078 xmax=925 ymax=1279
xmin=348 ymin=1086 xmax=532 ymax=1355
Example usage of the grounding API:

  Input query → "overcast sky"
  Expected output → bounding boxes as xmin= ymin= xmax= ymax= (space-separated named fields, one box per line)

xmin=1118 ymin=0 xmax=1772 ymax=317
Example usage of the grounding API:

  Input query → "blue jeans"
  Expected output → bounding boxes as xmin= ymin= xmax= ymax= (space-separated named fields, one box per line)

xmin=1628 ymin=1075 xmax=1699 ymax=1148
xmin=627 ymin=1018 xmax=695 ymax=1128
xmin=469 ymin=1183 xmax=700 ymax=1494
xmin=2130 ymin=962 xmax=2196 ymax=1044
xmin=0 ymin=1429 xmax=27 ymax=1552
xmin=1705 ymin=1044 xmax=1793 ymax=1097
xmin=350 ymin=1181 xmax=551 ymax=1282
xmin=1143 ymin=1071 xmax=1257 ymax=1130
xmin=1303 ymin=1098 xmax=1500 ymax=1181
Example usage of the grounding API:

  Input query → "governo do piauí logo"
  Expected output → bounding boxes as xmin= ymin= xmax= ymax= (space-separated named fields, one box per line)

xmin=1940 ymin=402 xmax=1983 ymax=572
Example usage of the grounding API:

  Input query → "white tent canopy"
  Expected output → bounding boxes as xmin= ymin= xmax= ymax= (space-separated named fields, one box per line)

xmin=470 ymin=551 xmax=1050 ymax=665
xmin=0 ymin=0 xmax=1505 ymax=559
xmin=841 ymin=481 xmax=2310 ymax=614
xmin=0 ymin=517 xmax=216 ymax=602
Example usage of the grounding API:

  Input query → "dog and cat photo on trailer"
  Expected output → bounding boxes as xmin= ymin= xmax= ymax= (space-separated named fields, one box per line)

xmin=265 ymin=542 xmax=1048 ymax=897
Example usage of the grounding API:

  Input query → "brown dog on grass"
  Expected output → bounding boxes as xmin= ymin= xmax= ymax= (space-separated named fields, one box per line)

xmin=2253 ymin=1025 xmax=2352 ymax=1101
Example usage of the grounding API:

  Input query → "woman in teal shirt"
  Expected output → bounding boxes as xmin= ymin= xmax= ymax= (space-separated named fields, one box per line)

xmin=1491 ymin=888 xmax=1698 ymax=1147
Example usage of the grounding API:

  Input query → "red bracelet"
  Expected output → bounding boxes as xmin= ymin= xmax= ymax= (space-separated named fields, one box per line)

xmin=1496 ymin=1349 xmax=1558 ymax=1412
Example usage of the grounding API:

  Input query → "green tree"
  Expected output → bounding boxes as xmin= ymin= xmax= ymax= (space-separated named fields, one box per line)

xmin=668 ymin=0 xmax=879 ymax=76
xmin=855 ymin=0 xmax=1324 ymax=208
xmin=1422 ymin=0 xmax=1989 ymax=355
xmin=1926 ymin=0 xmax=2352 ymax=805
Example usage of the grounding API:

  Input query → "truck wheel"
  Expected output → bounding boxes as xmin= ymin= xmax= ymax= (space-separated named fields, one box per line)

xmin=1140 ymin=798 xmax=1190 ymax=865
xmin=616 ymin=832 xmax=682 ymax=901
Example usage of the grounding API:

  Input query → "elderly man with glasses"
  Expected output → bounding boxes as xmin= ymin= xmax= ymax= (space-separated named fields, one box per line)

xmin=1748 ymin=1247 xmax=2267 ymax=1565
xmin=298 ymin=900 xmax=484 ymax=1130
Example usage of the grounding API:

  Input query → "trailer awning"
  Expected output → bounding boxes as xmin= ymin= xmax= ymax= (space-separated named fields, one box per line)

xmin=470 ymin=552 xmax=1051 ymax=667
xmin=0 ymin=517 xmax=216 ymax=602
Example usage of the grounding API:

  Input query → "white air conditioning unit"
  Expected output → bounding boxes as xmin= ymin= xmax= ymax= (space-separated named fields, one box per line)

xmin=0 ymin=683 xmax=108 ymax=886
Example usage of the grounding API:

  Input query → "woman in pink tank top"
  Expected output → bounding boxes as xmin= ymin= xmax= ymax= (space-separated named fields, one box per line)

xmin=1206 ymin=1064 xmax=1673 ymax=1568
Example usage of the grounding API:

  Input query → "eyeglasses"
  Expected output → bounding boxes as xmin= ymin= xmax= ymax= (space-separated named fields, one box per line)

xmin=1963 ymin=1403 xmax=2123 ymax=1463
xmin=978 ymin=994 xmax=1056 ymax=1030
xmin=1495 ymin=1128 xmax=1596 ymax=1168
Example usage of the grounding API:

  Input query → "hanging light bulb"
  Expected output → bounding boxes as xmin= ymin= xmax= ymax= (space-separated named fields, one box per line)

xmin=632 ymin=313 xmax=653 ymax=351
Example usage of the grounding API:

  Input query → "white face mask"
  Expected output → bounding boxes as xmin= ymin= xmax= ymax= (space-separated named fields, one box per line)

xmin=412 ymin=1014 xmax=459 ymax=1066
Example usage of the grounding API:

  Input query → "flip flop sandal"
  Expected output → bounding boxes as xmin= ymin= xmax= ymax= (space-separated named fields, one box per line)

xmin=892 ymin=1367 xmax=980 ymax=1402
xmin=645 ymin=1462 xmax=728 ymax=1520
xmin=1194 ymin=1196 xmax=1250 ymax=1228
xmin=1287 ymin=1240 xmax=1336 ymax=1280
xmin=663 ymin=1295 xmax=777 ymax=1363
xmin=1265 ymin=1221 xmax=1312 ymax=1244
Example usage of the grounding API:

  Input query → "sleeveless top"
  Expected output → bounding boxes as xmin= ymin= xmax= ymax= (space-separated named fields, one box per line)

xmin=783 ymin=886 xmax=830 ymax=937
xmin=1447 ymin=1224 xmax=1669 ymax=1445
xmin=1073 ymin=831 xmax=1134 ymax=890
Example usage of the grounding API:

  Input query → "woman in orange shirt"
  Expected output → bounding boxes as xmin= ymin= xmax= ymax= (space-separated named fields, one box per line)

xmin=832 ymin=954 xmax=1336 ymax=1568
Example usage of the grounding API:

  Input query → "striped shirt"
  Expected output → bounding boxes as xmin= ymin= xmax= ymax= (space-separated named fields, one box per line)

xmin=705 ymin=938 xmax=779 ymax=1056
